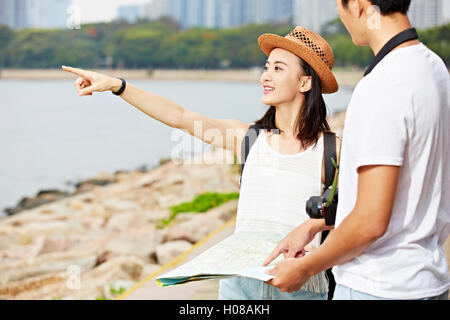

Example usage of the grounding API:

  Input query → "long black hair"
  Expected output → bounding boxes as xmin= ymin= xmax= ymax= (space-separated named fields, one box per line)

xmin=255 ymin=58 xmax=330 ymax=149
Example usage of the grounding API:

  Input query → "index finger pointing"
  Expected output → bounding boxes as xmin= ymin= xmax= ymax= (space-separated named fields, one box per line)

xmin=62 ymin=65 xmax=88 ymax=78
xmin=262 ymin=246 xmax=281 ymax=267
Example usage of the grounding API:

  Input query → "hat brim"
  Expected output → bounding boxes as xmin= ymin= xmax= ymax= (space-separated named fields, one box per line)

xmin=258 ymin=33 xmax=338 ymax=94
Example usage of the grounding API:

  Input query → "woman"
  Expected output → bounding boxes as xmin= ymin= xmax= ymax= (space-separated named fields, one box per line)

xmin=62 ymin=26 xmax=340 ymax=300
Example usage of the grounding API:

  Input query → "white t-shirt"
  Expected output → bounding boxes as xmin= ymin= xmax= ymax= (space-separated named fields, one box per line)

xmin=332 ymin=43 xmax=450 ymax=299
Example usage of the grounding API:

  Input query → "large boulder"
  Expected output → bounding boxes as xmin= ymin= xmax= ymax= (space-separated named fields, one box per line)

xmin=100 ymin=228 xmax=159 ymax=264
xmin=0 ymin=250 xmax=97 ymax=286
xmin=105 ymin=211 xmax=146 ymax=232
xmin=0 ymin=256 xmax=145 ymax=300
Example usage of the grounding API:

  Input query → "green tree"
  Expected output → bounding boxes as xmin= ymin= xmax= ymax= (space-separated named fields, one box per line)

xmin=321 ymin=18 xmax=349 ymax=37
xmin=53 ymin=37 xmax=103 ymax=69
xmin=328 ymin=34 xmax=373 ymax=68
xmin=112 ymin=28 xmax=163 ymax=68
xmin=108 ymin=21 xmax=177 ymax=68
xmin=0 ymin=25 xmax=14 ymax=68
xmin=5 ymin=29 xmax=63 ymax=68
xmin=419 ymin=23 xmax=450 ymax=66
xmin=1 ymin=20 xmax=448 ymax=70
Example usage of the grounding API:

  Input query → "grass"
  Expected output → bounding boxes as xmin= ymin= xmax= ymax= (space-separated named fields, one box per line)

xmin=109 ymin=286 xmax=127 ymax=296
xmin=156 ymin=191 xmax=240 ymax=229
xmin=95 ymin=285 xmax=127 ymax=300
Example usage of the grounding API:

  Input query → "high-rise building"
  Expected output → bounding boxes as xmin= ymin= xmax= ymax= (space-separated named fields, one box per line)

xmin=245 ymin=0 xmax=292 ymax=25
xmin=0 ymin=0 xmax=71 ymax=29
xmin=35 ymin=0 xmax=72 ymax=29
xmin=157 ymin=0 xmax=294 ymax=30
xmin=293 ymin=0 xmax=338 ymax=33
xmin=185 ymin=0 xmax=204 ymax=28
xmin=408 ymin=0 xmax=443 ymax=29
xmin=14 ymin=0 xmax=31 ymax=29
xmin=203 ymin=0 xmax=219 ymax=28
xmin=142 ymin=0 xmax=172 ymax=21
xmin=245 ymin=0 xmax=273 ymax=24
xmin=218 ymin=0 xmax=245 ymax=28
xmin=137 ymin=0 xmax=384 ymax=31
xmin=275 ymin=0 xmax=294 ymax=25
xmin=170 ymin=0 xmax=188 ymax=29
xmin=118 ymin=4 xmax=141 ymax=23
xmin=444 ymin=0 xmax=450 ymax=23
xmin=0 ymin=0 xmax=15 ymax=28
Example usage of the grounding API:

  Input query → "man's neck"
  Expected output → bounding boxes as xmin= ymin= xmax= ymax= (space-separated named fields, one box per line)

xmin=367 ymin=14 xmax=419 ymax=56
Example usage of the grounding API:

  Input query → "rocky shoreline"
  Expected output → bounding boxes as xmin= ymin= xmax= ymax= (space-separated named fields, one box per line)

xmin=2 ymin=165 xmax=151 ymax=217
xmin=0 ymin=155 xmax=241 ymax=300
xmin=0 ymin=112 xmax=347 ymax=300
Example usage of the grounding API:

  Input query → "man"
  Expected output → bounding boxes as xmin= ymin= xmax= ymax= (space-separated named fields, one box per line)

xmin=263 ymin=0 xmax=450 ymax=300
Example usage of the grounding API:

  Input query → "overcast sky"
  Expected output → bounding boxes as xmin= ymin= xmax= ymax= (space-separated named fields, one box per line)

xmin=72 ymin=0 xmax=450 ymax=24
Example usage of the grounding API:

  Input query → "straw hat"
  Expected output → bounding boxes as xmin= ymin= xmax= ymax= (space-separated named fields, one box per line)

xmin=258 ymin=26 xmax=338 ymax=94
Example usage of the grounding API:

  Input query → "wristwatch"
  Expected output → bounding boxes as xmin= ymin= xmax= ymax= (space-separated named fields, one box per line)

xmin=112 ymin=78 xmax=126 ymax=96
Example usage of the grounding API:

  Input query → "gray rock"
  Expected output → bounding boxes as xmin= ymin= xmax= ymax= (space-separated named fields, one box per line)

xmin=105 ymin=212 xmax=145 ymax=232
xmin=102 ymin=231 xmax=158 ymax=263
xmin=0 ymin=250 xmax=97 ymax=285
xmin=4 ymin=190 xmax=71 ymax=216
xmin=102 ymin=199 xmax=141 ymax=213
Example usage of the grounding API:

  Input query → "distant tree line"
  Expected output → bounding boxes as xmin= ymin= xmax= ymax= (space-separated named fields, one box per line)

xmin=0 ymin=18 xmax=448 ymax=70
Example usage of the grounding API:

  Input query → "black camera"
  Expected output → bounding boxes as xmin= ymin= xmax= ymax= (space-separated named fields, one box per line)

xmin=306 ymin=186 xmax=338 ymax=226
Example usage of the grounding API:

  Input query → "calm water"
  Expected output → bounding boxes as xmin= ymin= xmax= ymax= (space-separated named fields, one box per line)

xmin=0 ymin=79 xmax=353 ymax=217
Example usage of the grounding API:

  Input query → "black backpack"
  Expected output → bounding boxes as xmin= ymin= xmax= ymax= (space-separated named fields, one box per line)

xmin=239 ymin=123 xmax=337 ymax=299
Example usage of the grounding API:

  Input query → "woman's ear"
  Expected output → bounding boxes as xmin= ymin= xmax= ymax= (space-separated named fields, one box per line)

xmin=299 ymin=76 xmax=312 ymax=93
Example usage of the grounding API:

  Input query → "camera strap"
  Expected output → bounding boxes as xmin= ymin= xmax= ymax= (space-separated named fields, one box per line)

xmin=364 ymin=28 xmax=419 ymax=77
xmin=321 ymin=132 xmax=337 ymax=244
xmin=323 ymin=132 xmax=337 ymax=191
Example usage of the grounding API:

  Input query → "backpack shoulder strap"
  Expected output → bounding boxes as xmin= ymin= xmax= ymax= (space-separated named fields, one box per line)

xmin=240 ymin=124 xmax=262 ymax=185
xmin=323 ymin=132 xmax=337 ymax=191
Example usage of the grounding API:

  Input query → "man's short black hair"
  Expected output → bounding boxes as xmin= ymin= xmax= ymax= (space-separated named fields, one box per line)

xmin=341 ymin=0 xmax=411 ymax=15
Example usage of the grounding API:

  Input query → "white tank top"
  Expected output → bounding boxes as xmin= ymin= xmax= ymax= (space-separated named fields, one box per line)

xmin=236 ymin=129 xmax=328 ymax=293
xmin=237 ymin=129 xmax=323 ymax=238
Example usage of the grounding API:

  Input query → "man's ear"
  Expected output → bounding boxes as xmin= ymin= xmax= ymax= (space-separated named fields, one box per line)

xmin=348 ymin=0 xmax=365 ymax=19
xmin=299 ymin=76 xmax=312 ymax=93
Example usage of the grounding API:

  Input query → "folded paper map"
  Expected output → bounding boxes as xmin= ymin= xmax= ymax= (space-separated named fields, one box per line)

xmin=155 ymin=231 xmax=287 ymax=287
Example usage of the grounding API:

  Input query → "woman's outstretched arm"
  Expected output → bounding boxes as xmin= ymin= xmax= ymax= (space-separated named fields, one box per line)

xmin=62 ymin=66 xmax=251 ymax=157
xmin=62 ymin=66 xmax=183 ymax=129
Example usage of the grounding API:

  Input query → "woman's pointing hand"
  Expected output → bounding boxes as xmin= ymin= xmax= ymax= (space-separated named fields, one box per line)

xmin=61 ymin=65 xmax=122 ymax=97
